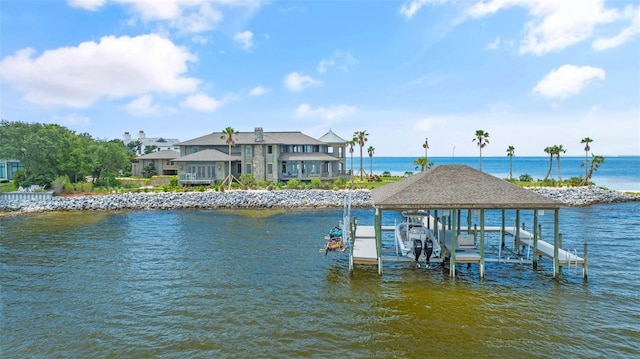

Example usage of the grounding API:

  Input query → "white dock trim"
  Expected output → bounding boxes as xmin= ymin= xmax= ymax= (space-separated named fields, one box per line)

xmin=352 ymin=225 xmax=379 ymax=264
xmin=518 ymin=237 xmax=584 ymax=264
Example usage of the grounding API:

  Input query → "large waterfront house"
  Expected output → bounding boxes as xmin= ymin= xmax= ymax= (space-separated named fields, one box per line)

xmin=123 ymin=130 xmax=180 ymax=156
xmin=173 ymin=128 xmax=348 ymax=186
xmin=132 ymin=150 xmax=180 ymax=177
xmin=0 ymin=159 xmax=22 ymax=182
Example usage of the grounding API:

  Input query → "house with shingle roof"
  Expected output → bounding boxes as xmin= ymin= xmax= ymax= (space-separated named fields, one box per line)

xmin=173 ymin=127 xmax=347 ymax=186
xmin=370 ymin=165 xmax=567 ymax=278
xmin=132 ymin=150 xmax=180 ymax=177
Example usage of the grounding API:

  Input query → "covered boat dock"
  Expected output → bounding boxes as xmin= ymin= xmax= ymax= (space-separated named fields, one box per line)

xmin=352 ymin=165 xmax=587 ymax=280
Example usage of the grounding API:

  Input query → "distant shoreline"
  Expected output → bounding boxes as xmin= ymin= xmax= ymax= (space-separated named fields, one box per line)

xmin=1 ymin=187 xmax=639 ymax=218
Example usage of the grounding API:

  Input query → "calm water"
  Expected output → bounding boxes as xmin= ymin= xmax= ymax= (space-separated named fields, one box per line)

xmin=350 ymin=156 xmax=640 ymax=191
xmin=1 ymin=204 xmax=639 ymax=358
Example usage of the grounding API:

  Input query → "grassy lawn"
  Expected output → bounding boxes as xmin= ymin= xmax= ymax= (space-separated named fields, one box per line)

xmin=0 ymin=181 xmax=16 ymax=192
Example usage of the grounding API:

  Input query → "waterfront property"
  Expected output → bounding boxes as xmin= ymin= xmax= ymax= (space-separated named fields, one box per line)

xmin=122 ymin=130 xmax=181 ymax=156
xmin=173 ymin=127 xmax=348 ymax=186
xmin=352 ymin=164 xmax=587 ymax=279
xmin=0 ymin=159 xmax=22 ymax=182
xmin=131 ymin=150 xmax=180 ymax=177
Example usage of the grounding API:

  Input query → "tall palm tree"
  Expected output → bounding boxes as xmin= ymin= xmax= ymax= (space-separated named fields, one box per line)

xmin=581 ymin=137 xmax=593 ymax=179
xmin=580 ymin=154 xmax=604 ymax=186
xmin=506 ymin=145 xmax=515 ymax=180
xmin=347 ymin=139 xmax=356 ymax=184
xmin=367 ymin=145 xmax=375 ymax=177
xmin=555 ymin=144 xmax=566 ymax=181
xmin=543 ymin=146 xmax=554 ymax=180
xmin=221 ymin=127 xmax=238 ymax=190
xmin=472 ymin=129 xmax=489 ymax=171
xmin=353 ymin=130 xmax=369 ymax=180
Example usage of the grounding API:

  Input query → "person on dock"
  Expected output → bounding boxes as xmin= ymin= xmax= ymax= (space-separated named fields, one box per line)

xmin=413 ymin=238 xmax=423 ymax=267
xmin=424 ymin=238 xmax=434 ymax=268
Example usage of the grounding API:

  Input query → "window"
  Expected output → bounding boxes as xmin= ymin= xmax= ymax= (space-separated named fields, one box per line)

xmin=267 ymin=163 xmax=273 ymax=174
xmin=236 ymin=163 xmax=242 ymax=174
xmin=245 ymin=164 xmax=252 ymax=174
xmin=0 ymin=163 xmax=5 ymax=179
xmin=193 ymin=146 xmax=199 ymax=153
xmin=245 ymin=146 xmax=252 ymax=155
xmin=267 ymin=145 xmax=273 ymax=154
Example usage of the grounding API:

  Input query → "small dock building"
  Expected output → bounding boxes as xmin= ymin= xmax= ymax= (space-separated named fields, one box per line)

xmin=351 ymin=165 xmax=587 ymax=280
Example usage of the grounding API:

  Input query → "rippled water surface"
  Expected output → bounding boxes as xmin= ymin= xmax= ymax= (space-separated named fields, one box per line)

xmin=1 ymin=204 xmax=639 ymax=358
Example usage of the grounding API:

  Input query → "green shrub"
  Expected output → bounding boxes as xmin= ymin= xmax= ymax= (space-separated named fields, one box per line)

xmin=519 ymin=174 xmax=533 ymax=182
xmin=51 ymin=175 xmax=70 ymax=194
xmin=310 ymin=178 xmax=322 ymax=189
xmin=287 ymin=179 xmax=299 ymax=189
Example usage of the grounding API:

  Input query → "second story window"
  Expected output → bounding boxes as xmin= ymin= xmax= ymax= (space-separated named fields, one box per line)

xmin=245 ymin=146 xmax=252 ymax=155
xmin=267 ymin=145 xmax=273 ymax=154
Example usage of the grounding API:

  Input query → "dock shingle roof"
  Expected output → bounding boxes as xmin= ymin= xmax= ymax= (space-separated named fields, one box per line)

xmin=371 ymin=165 xmax=562 ymax=210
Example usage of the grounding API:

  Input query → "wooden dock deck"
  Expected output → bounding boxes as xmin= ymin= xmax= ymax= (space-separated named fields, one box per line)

xmin=351 ymin=225 xmax=393 ymax=265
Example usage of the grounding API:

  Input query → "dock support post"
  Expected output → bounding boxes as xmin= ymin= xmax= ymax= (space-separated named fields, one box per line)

xmin=531 ymin=210 xmax=538 ymax=270
xmin=450 ymin=209 xmax=457 ymax=278
xmin=480 ymin=210 xmax=485 ymax=279
xmin=583 ymin=242 xmax=588 ymax=281
xmin=500 ymin=210 xmax=506 ymax=249
xmin=375 ymin=208 xmax=382 ymax=276
xmin=553 ymin=210 xmax=560 ymax=279
xmin=514 ymin=210 xmax=521 ymax=250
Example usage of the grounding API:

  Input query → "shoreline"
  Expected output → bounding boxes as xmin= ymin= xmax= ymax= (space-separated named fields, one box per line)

xmin=1 ymin=187 xmax=638 ymax=217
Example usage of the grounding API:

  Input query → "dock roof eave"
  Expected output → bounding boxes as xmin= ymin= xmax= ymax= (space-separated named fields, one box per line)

xmin=371 ymin=165 xmax=563 ymax=210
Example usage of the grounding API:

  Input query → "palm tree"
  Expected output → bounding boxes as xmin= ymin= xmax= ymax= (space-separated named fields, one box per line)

xmin=581 ymin=137 xmax=593 ymax=180
xmin=347 ymin=139 xmax=356 ymax=184
xmin=555 ymin=144 xmax=566 ymax=181
xmin=543 ymin=146 xmax=554 ymax=180
xmin=221 ymin=127 xmax=238 ymax=190
xmin=506 ymin=145 xmax=515 ymax=180
xmin=367 ymin=145 xmax=375 ymax=177
xmin=413 ymin=157 xmax=433 ymax=172
xmin=580 ymin=155 xmax=605 ymax=186
xmin=354 ymin=130 xmax=369 ymax=180
xmin=472 ymin=129 xmax=489 ymax=171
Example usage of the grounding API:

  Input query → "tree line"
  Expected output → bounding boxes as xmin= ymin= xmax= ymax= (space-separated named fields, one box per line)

xmin=0 ymin=120 xmax=134 ymax=188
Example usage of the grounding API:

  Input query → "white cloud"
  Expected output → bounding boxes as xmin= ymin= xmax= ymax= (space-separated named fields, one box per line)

xmin=125 ymin=94 xmax=161 ymax=116
xmin=295 ymin=103 xmax=356 ymax=120
xmin=67 ymin=0 xmax=107 ymax=11
xmin=180 ymin=93 xmax=223 ymax=112
xmin=317 ymin=58 xmax=335 ymax=74
xmin=593 ymin=4 xmax=640 ymax=50
xmin=71 ymin=0 xmax=264 ymax=34
xmin=284 ymin=72 xmax=322 ymax=92
xmin=486 ymin=36 xmax=501 ymax=50
xmin=249 ymin=85 xmax=269 ymax=96
xmin=467 ymin=0 xmax=624 ymax=55
xmin=0 ymin=34 xmax=199 ymax=108
xmin=233 ymin=30 xmax=254 ymax=50
xmin=317 ymin=50 xmax=357 ymax=74
xmin=533 ymin=64 xmax=605 ymax=100
xmin=400 ymin=0 xmax=447 ymax=19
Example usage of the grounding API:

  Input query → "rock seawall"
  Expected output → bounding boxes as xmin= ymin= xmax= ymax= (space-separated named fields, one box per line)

xmin=1 ymin=187 xmax=637 ymax=216
xmin=0 ymin=189 xmax=373 ymax=215
xmin=529 ymin=186 xmax=639 ymax=206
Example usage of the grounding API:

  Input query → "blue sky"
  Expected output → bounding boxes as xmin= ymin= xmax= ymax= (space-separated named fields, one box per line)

xmin=1 ymin=0 xmax=639 ymax=157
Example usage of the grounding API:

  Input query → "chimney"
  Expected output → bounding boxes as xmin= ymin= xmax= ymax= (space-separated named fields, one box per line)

xmin=254 ymin=127 xmax=264 ymax=142
xmin=138 ymin=130 xmax=146 ymax=139
xmin=123 ymin=131 xmax=131 ymax=141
